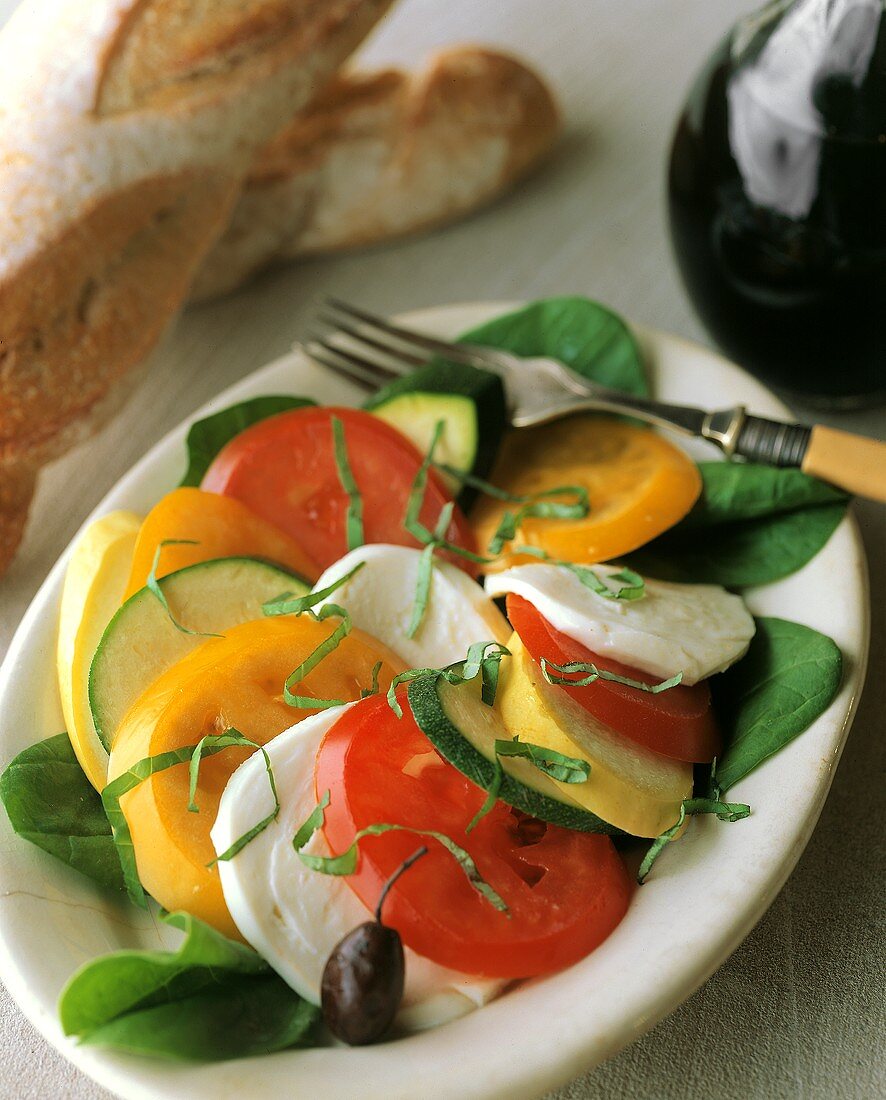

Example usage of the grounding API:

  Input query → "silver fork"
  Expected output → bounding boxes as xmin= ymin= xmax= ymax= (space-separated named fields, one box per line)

xmin=302 ymin=298 xmax=886 ymax=497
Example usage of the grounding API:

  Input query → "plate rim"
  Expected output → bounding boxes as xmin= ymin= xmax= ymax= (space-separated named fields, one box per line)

xmin=0 ymin=301 xmax=870 ymax=1100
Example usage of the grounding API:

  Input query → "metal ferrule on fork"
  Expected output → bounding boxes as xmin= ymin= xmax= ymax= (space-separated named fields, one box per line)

xmin=700 ymin=407 xmax=746 ymax=457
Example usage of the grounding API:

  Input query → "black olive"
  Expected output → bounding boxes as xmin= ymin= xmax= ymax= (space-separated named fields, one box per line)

xmin=321 ymin=920 xmax=405 ymax=1046
xmin=320 ymin=844 xmax=428 ymax=1046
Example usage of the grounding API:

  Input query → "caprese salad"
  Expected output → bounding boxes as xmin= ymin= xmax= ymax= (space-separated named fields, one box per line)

xmin=1 ymin=298 xmax=845 ymax=1061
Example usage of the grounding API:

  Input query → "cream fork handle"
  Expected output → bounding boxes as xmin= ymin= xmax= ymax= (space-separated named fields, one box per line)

xmin=800 ymin=426 xmax=886 ymax=503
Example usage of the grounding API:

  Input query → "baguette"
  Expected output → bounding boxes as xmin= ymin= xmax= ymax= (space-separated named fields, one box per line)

xmin=0 ymin=0 xmax=394 ymax=575
xmin=193 ymin=46 xmax=560 ymax=300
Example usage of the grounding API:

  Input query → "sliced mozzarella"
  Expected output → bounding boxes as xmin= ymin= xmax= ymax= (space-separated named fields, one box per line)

xmin=485 ymin=562 xmax=755 ymax=684
xmin=313 ymin=544 xmax=510 ymax=668
xmin=211 ymin=707 xmax=505 ymax=1031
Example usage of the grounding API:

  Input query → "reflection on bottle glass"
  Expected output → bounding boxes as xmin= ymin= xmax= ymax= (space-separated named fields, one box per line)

xmin=668 ymin=0 xmax=886 ymax=405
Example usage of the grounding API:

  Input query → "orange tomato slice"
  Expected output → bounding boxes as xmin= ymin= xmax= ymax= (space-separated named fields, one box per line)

xmin=124 ymin=488 xmax=319 ymax=599
xmin=471 ymin=416 xmax=701 ymax=569
xmin=107 ymin=616 xmax=404 ymax=939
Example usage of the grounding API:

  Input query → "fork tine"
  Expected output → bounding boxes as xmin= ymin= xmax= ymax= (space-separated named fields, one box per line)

xmin=322 ymin=297 xmax=483 ymax=368
xmin=315 ymin=312 xmax=427 ymax=369
xmin=306 ymin=330 xmax=410 ymax=384
xmin=302 ymin=340 xmax=385 ymax=392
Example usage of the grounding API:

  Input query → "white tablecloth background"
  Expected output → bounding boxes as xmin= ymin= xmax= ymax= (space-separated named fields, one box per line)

xmin=1 ymin=1 xmax=884 ymax=1096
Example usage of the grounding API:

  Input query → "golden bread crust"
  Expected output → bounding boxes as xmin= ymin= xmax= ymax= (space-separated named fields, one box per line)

xmin=193 ymin=46 xmax=561 ymax=299
xmin=0 ymin=0 xmax=393 ymax=574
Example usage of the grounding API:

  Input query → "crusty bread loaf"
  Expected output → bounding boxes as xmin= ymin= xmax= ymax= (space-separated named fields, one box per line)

xmin=193 ymin=46 xmax=560 ymax=300
xmin=0 ymin=0 xmax=394 ymax=575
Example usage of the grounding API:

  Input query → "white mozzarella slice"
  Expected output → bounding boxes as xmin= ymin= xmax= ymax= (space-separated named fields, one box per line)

xmin=313 ymin=544 xmax=510 ymax=668
xmin=211 ymin=707 xmax=505 ymax=1031
xmin=485 ymin=562 xmax=755 ymax=684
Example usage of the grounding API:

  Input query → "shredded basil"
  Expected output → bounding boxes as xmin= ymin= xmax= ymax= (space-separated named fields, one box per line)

xmin=102 ymin=732 xmax=272 ymax=907
xmin=486 ymin=486 xmax=590 ymax=556
xmin=637 ymin=796 xmax=751 ymax=884
xmin=331 ymin=415 xmax=364 ymax=551
xmin=407 ymin=542 xmax=437 ymax=639
xmin=431 ymin=466 xmax=591 ymax=558
xmin=403 ymin=420 xmax=445 ymax=546
xmin=146 ymin=540 xmax=222 ymax=638
xmin=213 ymin=804 xmax=280 ymax=866
xmin=434 ymin=465 xmax=526 ymax=501
xmin=494 ymin=736 xmax=590 ymax=784
xmin=361 ymin=661 xmax=384 ymax=700
xmin=262 ymin=562 xmax=365 ymax=617
xmin=292 ymin=788 xmax=331 ymax=850
xmin=283 ymin=604 xmax=352 ymax=709
xmin=187 ymin=731 xmax=281 ymax=865
xmin=402 ymin=422 xmax=492 ymax=568
xmin=459 ymin=640 xmax=511 ymax=703
xmin=264 ymin=564 xmax=373 ymax=710
xmin=636 ymin=806 xmax=686 ymax=885
xmin=465 ymin=756 xmax=504 ymax=834
xmin=433 ymin=500 xmax=456 ymax=540
xmin=405 ymin=500 xmax=459 ymax=638
xmin=512 ymin=544 xmax=646 ymax=602
xmin=293 ymin=790 xmax=508 ymax=914
xmin=385 ymin=667 xmax=442 ymax=718
xmin=402 ymin=427 xmax=488 ymax=636
xmin=571 ymin=564 xmax=645 ymax=601
xmin=385 ymin=641 xmax=511 ymax=718
xmin=682 ymin=796 xmax=750 ymax=823
xmin=511 ymin=544 xmax=551 ymax=561
xmin=540 ymin=657 xmax=683 ymax=694
xmin=409 ymin=443 xmax=641 ymax=606
xmin=477 ymin=645 xmax=506 ymax=706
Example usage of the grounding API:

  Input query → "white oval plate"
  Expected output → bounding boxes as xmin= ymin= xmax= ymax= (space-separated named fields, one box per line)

xmin=0 ymin=303 xmax=869 ymax=1100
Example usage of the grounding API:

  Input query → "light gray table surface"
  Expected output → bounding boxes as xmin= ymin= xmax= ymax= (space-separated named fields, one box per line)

xmin=1 ymin=1 xmax=884 ymax=1097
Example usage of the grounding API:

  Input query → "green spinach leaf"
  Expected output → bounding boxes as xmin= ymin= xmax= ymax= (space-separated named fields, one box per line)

xmin=629 ymin=503 xmax=847 ymax=587
xmin=712 ymin=617 xmax=843 ymax=791
xmin=457 ymin=296 xmax=649 ymax=396
xmin=180 ymin=395 xmax=315 ymax=487
xmin=75 ymin=976 xmax=317 ymax=1062
xmin=0 ymin=734 xmax=123 ymax=892
xmin=682 ymin=463 xmax=847 ymax=527
xmin=60 ymin=911 xmax=266 ymax=1034
xmin=628 ymin=463 xmax=848 ymax=587
xmin=60 ymin=911 xmax=318 ymax=1061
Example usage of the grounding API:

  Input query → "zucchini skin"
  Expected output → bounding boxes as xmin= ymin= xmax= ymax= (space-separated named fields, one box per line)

xmin=364 ymin=362 xmax=507 ymax=508
xmin=90 ymin=556 xmax=308 ymax=751
xmin=407 ymin=675 xmax=622 ymax=836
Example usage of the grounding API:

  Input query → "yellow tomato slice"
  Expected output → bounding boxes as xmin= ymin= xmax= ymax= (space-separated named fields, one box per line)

xmin=57 ymin=511 xmax=141 ymax=791
xmin=107 ymin=616 xmax=404 ymax=939
xmin=471 ymin=416 xmax=701 ymax=569
xmin=124 ymin=488 xmax=319 ymax=600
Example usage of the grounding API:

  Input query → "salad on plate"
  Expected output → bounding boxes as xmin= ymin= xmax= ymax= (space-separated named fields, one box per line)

xmin=0 ymin=298 xmax=847 ymax=1061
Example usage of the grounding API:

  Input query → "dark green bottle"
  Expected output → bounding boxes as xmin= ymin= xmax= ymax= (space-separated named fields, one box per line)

xmin=668 ymin=0 xmax=886 ymax=405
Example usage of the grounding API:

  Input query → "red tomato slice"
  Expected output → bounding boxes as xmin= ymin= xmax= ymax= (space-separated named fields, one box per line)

xmin=315 ymin=692 xmax=631 ymax=979
xmin=506 ymin=593 xmax=720 ymax=763
xmin=201 ymin=407 xmax=476 ymax=574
